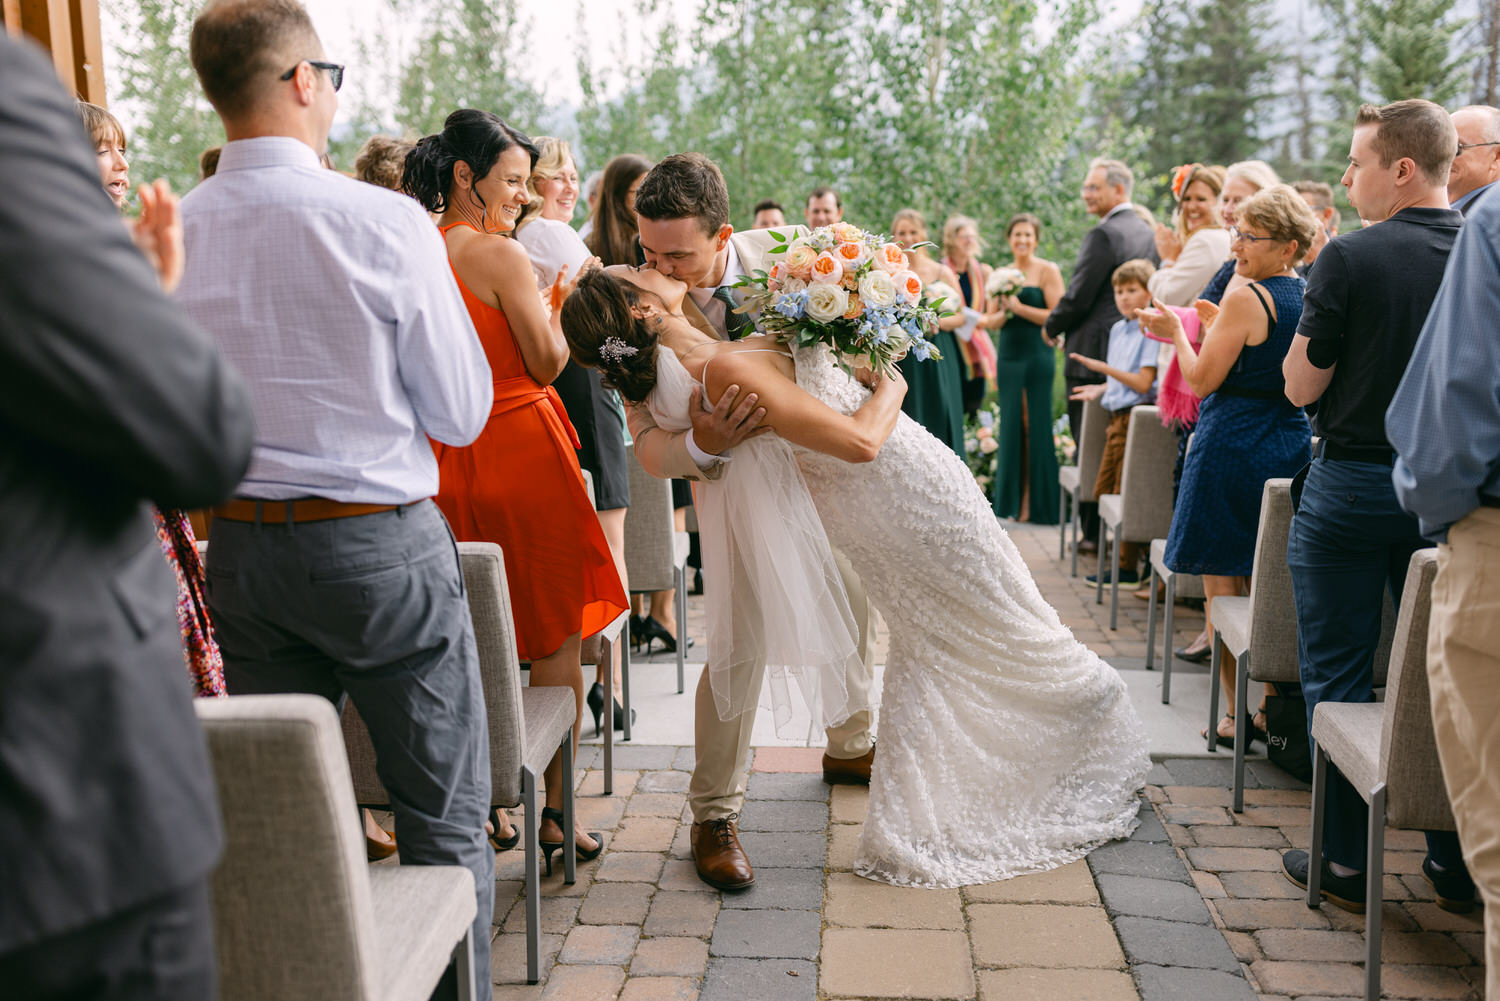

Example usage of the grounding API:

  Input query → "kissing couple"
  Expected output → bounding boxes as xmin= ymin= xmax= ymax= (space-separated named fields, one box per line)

xmin=561 ymin=153 xmax=1151 ymax=890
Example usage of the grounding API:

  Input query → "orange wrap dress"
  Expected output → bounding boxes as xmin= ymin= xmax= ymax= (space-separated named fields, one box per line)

xmin=434 ymin=222 xmax=627 ymax=661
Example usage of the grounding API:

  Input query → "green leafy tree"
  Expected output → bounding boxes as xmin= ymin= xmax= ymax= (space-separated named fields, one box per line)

xmin=107 ymin=0 xmax=224 ymax=197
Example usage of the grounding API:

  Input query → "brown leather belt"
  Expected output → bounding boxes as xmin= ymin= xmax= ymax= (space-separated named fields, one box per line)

xmin=211 ymin=498 xmax=411 ymax=524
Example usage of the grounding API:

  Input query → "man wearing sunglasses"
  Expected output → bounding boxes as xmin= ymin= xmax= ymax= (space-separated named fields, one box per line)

xmin=177 ymin=4 xmax=496 ymax=999
xmin=1447 ymin=105 xmax=1500 ymax=214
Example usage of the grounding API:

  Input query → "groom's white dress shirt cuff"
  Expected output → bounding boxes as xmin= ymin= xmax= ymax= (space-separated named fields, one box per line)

xmin=686 ymin=430 xmax=731 ymax=469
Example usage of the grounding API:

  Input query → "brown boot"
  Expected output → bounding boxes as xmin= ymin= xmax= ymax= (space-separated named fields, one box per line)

xmin=691 ymin=814 xmax=754 ymax=890
xmin=821 ymin=744 xmax=875 ymax=785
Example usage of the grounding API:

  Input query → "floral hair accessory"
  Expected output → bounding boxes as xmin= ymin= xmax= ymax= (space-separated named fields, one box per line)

xmin=1171 ymin=163 xmax=1201 ymax=202
xmin=600 ymin=336 xmax=640 ymax=363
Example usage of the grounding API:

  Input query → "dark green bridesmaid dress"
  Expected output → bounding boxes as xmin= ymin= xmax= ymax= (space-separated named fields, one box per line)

xmin=992 ymin=285 xmax=1060 ymax=522
xmin=898 ymin=328 xmax=966 ymax=457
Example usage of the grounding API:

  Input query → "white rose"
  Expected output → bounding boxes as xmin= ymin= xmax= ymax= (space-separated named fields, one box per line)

xmin=805 ymin=283 xmax=851 ymax=323
xmin=782 ymin=276 xmax=809 ymax=295
xmin=858 ymin=268 xmax=898 ymax=309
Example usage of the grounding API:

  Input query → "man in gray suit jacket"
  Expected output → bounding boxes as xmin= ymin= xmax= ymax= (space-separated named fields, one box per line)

xmin=0 ymin=34 xmax=255 ymax=1000
xmin=1046 ymin=158 xmax=1158 ymax=546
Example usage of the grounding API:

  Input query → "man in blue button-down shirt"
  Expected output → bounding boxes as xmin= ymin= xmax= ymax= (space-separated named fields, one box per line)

xmin=1388 ymin=178 xmax=1500 ymax=997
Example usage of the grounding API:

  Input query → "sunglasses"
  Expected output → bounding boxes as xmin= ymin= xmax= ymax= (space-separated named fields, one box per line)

xmin=280 ymin=60 xmax=344 ymax=92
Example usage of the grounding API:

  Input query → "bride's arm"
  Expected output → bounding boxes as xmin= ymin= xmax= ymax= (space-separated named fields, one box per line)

xmin=705 ymin=353 xmax=907 ymax=463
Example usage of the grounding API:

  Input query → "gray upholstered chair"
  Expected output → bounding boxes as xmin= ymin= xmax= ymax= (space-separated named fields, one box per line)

xmin=1306 ymin=549 xmax=1448 ymax=1001
xmin=623 ymin=452 xmax=689 ymax=697
xmin=1143 ymin=537 xmax=1204 ymax=704
xmin=197 ymin=694 xmax=478 ymax=1001
xmin=1095 ymin=406 xmax=1178 ymax=629
xmin=341 ymin=542 xmax=578 ymax=984
xmin=1058 ymin=397 xmax=1108 ymax=576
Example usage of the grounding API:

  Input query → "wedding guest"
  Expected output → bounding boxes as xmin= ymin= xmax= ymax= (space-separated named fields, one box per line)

xmin=199 ymin=144 xmax=221 ymax=179
xmin=1387 ymin=179 xmax=1500 ymax=988
xmin=990 ymin=212 xmax=1064 ymax=522
xmin=1280 ymin=100 xmax=1472 ymax=913
xmin=890 ymin=208 xmax=966 ymax=456
xmin=586 ymin=153 xmax=651 ymax=267
xmin=1448 ymin=104 xmax=1500 ymax=214
xmin=578 ymin=168 xmax=602 ymax=241
xmin=1149 ymin=163 xmax=1230 ymax=307
xmin=1198 ymin=160 xmax=1280 ymax=305
xmin=75 ymin=101 xmax=130 ymax=209
xmin=1141 ymin=186 xmax=1315 ymax=743
xmin=0 ymin=36 xmax=253 ymax=998
xmin=1293 ymin=179 xmax=1338 ymax=272
xmin=805 ymin=185 xmax=842 ymax=227
xmin=178 ymin=4 xmax=496 ymax=995
xmin=752 ymin=198 xmax=785 ymax=229
xmin=353 ymin=133 xmax=411 ymax=189
xmin=517 ymin=136 xmax=635 ymax=734
xmin=1073 ymin=258 xmax=1159 ymax=585
xmin=1045 ymin=158 xmax=1157 ymax=551
xmin=404 ymin=111 xmax=628 ymax=873
xmin=939 ymin=213 xmax=1000 ymax=417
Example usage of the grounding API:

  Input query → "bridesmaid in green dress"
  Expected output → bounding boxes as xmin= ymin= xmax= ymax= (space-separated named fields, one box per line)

xmin=891 ymin=209 xmax=968 ymax=457
xmin=991 ymin=213 xmax=1065 ymax=523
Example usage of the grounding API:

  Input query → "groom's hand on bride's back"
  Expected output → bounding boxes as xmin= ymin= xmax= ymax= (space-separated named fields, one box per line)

xmin=690 ymin=384 xmax=769 ymax=454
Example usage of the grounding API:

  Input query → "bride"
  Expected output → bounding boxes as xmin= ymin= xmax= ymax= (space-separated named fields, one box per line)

xmin=562 ymin=263 xmax=1151 ymax=888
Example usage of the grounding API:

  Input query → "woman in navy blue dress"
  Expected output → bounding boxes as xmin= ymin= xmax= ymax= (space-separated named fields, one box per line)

xmin=1137 ymin=185 xmax=1317 ymax=746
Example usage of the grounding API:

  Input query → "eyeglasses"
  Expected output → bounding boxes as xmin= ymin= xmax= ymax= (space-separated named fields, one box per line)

xmin=1228 ymin=227 xmax=1276 ymax=245
xmin=1457 ymin=141 xmax=1500 ymax=153
xmin=280 ymin=60 xmax=344 ymax=92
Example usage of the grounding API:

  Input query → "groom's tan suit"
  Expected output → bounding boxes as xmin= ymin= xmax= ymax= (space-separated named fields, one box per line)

xmin=627 ymin=227 xmax=876 ymax=823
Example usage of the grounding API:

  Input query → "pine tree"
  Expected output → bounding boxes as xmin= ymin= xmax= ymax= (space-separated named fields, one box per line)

xmin=1361 ymin=0 xmax=1474 ymax=104
xmin=1472 ymin=0 xmax=1500 ymax=104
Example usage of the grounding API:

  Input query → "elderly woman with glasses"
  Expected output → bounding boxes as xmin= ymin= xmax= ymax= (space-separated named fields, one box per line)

xmin=1136 ymin=185 xmax=1318 ymax=747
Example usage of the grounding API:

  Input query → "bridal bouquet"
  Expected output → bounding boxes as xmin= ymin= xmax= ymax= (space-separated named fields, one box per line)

xmin=733 ymin=224 xmax=947 ymax=378
xmin=985 ymin=266 xmax=1026 ymax=299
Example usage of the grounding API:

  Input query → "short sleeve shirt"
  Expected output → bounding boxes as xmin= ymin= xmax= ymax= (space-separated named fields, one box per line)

xmin=1100 ymin=318 xmax=1158 ymax=412
xmin=1295 ymin=207 xmax=1462 ymax=449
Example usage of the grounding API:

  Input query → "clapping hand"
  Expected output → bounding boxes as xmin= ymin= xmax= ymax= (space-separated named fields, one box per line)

xmin=131 ymin=179 xmax=184 ymax=294
xmin=1133 ymin=297 xmax=1184 ymax=341
xmin=1154 ymin=223 xmax=1182 ymax=264
xmin=1192 ymin=299 xmax=1219 ymax=333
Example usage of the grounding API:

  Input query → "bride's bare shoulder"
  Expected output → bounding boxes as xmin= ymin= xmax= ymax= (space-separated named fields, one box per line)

xmin=701 ymin=342 xmax=795 ymax=399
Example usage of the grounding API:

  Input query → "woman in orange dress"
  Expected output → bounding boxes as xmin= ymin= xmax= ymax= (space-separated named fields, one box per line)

xmin=405 ymin=110 xmax=627 ymax=865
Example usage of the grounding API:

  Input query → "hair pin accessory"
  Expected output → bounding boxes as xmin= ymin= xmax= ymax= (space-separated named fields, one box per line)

xmin=600 ymin=336 xmax=640 ymax=363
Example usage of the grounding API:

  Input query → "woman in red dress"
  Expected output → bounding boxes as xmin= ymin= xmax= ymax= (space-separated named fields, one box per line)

xmin=405 ymin=111 xmax=627 ymax=864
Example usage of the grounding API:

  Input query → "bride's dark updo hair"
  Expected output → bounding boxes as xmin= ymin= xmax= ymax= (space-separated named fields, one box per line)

xmin=403 ymin=109 xmax=539 ymax=213
xmin=561 ymin=269 xmax=659 ymax=404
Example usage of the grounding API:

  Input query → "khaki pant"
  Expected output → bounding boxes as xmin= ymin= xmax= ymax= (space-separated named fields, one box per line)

xmin=1426 ymin=505 xmax=1500 ymax=998
xmin=689 ymin=546 xmax=875 ymax=821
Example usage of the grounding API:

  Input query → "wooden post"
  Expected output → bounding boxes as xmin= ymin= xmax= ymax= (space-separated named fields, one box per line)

xmin=3 ymin=0 xmax=106 ymax=104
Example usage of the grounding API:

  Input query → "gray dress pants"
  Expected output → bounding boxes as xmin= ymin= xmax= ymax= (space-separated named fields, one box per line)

xmin=206 ymin=500 xmax=493 ymax=1001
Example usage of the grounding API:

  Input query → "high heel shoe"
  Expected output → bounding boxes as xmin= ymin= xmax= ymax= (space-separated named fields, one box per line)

xmin=488 ymin=806 xmax=520 ymax=851
xmin=538 ymin=806 xmax=602 ymax=876
xmin=640 ymin=615 xmax=694 ymax=655
xmin=587 ymin=683 xmax=637 ymax=735
xmin=628 ymin=614 xmax=648 ymax=652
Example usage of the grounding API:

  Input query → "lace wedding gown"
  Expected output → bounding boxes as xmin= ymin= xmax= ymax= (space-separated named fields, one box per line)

xmin=650 ymin=342 xmax=1150 ymax=888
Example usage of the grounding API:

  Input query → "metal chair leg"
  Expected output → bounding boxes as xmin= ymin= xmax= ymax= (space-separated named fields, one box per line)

xmin=1058 ymin=487 xmax=1068 ymax=559
xmin=1095 ymin=521 xmax=1107 ymax=605
xmin=1207 ymin=633 xmax=1222 ymax=753
xmin=1145 ymin=563 xmax=1159 ymax=670
xmin=453 ymin=929 xmax=476 ymax=1001
xmin=1162 ymin=575 xmax=1176 ymax=704
xmin=522 ymin=765 xmax=541 ymax=983
xmin=1071 ymin=494 xmax=1080 ymax=577
xmin=1365 ymin=787 xmax=1386 ymax=1001
xmin=561 ymin=731 xmax=576 ymax=884
xmin=1108 ymin=527 xmax=1121 ymax=630
xmin=621 ymin=623 xmax=633 ymax=743
xmin=1232 ymin=652 xmax=1250 ymax=812
xmin=1308 ymin=741 xmax=1327 ymax=908
xmin=674 ymin=565 xmax=686 ymax=694
xmin=603 ymin=634 xmax=614 ymax=796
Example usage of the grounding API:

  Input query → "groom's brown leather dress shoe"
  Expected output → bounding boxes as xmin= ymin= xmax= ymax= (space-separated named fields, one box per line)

xmin=691 ymin=815 xmax=754 ymax=890
xmin=821 ymin=745 xmax=875 ymax=785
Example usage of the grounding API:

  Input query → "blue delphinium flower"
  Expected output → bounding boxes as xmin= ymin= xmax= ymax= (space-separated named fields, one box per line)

xmin=909 ymin=338 xmax=933 ymax=362
xmin=773 ymin=290 xmax=809 ymax=320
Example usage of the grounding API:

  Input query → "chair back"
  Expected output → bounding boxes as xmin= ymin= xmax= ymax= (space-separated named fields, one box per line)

xmin=1075 ymin=398 xmax=1109 ymax=503
xmin=1117 ymin=406 xmax=1179 ymax=541
xmin=1379 ymin=549 xmax=1454 ymax=831
xmin=1244 ymin=479 xmax=1298 ymax=682
xmin=623 ymin=453 xmax=676 ymax=593
xmin=197 ymin=694 xmax=376 ymax=1001
xmin=342 ymin=542 xmax=525 ymax=808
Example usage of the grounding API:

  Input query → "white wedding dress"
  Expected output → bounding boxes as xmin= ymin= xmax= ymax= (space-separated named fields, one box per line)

xmin=649 ymin=342 xmax=1151 ymax=888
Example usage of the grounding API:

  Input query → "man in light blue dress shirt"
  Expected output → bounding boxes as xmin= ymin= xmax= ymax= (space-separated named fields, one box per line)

xmin=1388 ymin=177 xmax=1500 ymax=996
xmin=177 ymin=3 xmax=496 ymax=997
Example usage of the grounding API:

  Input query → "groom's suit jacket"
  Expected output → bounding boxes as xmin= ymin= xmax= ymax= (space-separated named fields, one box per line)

xmin=627 ymin=226 xmax=806 ymax=481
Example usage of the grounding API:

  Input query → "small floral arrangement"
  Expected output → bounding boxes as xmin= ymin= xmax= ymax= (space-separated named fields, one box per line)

xmin=963 ymin=399 xmax=1002 ymax=492
xmin=733 ymin=224 xmax=947 ymax=378
xmin=984 ymin=266 xmax=1026 ymax=299
xmin=1053 ymin=415 xmax=1077 ymax=466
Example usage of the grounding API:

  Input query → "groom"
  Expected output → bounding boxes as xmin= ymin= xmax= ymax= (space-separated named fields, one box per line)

xmin=628 ymin=152 xmax=878 ymax=891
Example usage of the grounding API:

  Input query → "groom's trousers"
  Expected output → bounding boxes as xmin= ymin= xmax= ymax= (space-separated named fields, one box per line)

xmin=689 ymin=547 xmax=876 ymax=822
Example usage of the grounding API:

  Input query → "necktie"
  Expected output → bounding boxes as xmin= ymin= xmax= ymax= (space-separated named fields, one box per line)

xmin=712 ymin=285 xmax=750 ymax=340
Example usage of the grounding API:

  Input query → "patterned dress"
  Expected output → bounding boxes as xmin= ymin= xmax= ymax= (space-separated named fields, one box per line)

xmin=153 ymin=508 xmax=226 ymax=697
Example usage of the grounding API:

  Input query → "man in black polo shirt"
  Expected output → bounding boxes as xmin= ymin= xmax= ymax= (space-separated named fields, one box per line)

xmin=1280 ymin=99 xmax=1474 ymax=912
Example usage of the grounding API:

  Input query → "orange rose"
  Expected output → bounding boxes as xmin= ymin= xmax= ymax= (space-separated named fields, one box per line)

xmin=810 ymin=250 xmax=843 ymax=284
xmin=891 ymin=269 xmax=923 ymax=305
xmin=785 ymin=244 xmax=818 ymax=280
xmin=834 ymin=241 xmax=869 ymax=269
xmin=842 ymin=291 xmax=864 ymax=320
xmin=841 ymin=270 xmax=860 ymax=291
xmin=832 ymin=222 xmax=863 ymax=244
xmin=873 ymin=242 xmax=909 ymax=275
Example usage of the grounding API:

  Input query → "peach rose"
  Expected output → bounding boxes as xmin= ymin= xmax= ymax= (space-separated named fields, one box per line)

xmin=785 ymin=244 xmax=818 ymax=280
xmin=891 ymin=269 xmax=924 ymax=305
xmin=832 ymin=222 xmax=863 ymax=244
xmin=873 ymin=242 xmax=909 ymax=274
xmin=809 ymin=250 xmax=843 ymax=284
xmin=834 ymin=241 xmax=869 ymax=270
xmin=841 ymin=270 xmax=860 ymax=291
xmin=768 ymin=261 xmax=788 ymax=288
xmin=842 ymin=291 xmax=864 ymax=320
